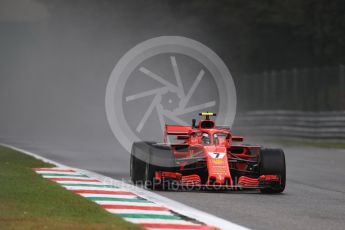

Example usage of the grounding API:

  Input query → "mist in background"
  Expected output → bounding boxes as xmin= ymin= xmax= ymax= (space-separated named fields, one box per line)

xmin=0 ymin=0 xmax=344 ymax=172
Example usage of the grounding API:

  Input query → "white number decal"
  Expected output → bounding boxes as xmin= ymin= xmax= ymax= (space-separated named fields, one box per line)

xmin=208 ymin=152 xmax=225 ymax=159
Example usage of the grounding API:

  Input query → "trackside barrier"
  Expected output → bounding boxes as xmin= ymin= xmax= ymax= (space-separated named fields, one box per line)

xmin=233 ymin=110 xmax=345 ymax=141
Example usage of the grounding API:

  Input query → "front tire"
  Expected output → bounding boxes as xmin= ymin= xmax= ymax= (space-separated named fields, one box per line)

xmin=259 ymin=148 xmax=286 ymax=193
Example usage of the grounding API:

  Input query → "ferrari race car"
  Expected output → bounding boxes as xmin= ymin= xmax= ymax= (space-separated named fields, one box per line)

xmin=130 ymin=112 xmax=286 ymax=193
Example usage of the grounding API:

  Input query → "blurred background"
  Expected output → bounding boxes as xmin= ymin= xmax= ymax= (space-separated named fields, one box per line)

xmin=1 ymin=0 xmax=345 ymax=158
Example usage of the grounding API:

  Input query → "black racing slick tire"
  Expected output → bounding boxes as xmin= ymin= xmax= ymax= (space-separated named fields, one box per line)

xmin=130 ymin=142 xmax=153 ymax=186
xmin=148 ymin=144 xmax=176 ymax=190
xmin=259 ymin=148 xmax=286 ymax=193
xmin=130 ymin=142 xmax=175 ymax=190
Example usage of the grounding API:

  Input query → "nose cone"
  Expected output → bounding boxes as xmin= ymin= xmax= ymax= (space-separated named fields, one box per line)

xmin=208 ymin=174 xmax=227 ymax=185
xmin=204 ymin=146 xmax=232 ymax=185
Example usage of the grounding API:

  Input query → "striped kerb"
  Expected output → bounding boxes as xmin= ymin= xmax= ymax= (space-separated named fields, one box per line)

xmin=33 ymin=167 xmax=217 ymax=230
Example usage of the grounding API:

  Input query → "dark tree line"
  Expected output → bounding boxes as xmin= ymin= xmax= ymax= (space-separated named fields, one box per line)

xmin=37 ymin=0 xmax=345 ymax=74
xmin=168 ymin=0 xmax=345 ymax=74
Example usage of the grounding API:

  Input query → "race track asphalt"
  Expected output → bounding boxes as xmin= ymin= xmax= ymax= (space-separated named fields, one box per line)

xmin=2 ymin=138 xmax=345 ymax=230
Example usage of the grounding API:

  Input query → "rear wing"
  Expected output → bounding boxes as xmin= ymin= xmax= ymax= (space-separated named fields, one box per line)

xmin=165 ymin=125 xmax=192 ymax=135
xmin=164 ymin=125 xmax=192 ymax=144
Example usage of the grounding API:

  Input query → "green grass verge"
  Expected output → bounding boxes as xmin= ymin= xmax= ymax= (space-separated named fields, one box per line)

xmin=0 ymin=145 xmax=143 ymax=230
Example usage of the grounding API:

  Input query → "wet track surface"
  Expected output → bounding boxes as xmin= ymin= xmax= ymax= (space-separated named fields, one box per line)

xmin=2 ymin=138 xmax=345 ymax=230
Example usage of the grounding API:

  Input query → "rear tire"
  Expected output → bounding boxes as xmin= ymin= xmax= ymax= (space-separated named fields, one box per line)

xmin=130 ymin=142 xmax=153 ymax=186
xmin=144 ymin=159 xmax=159 ymax=189
xmin=259 ymin=148 xmax=286 ymax=193
xmin=130 ymin=142 xmax=175 ymax=190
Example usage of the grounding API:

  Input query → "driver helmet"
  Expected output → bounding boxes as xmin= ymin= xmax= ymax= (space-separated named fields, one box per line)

xmin=202 ymin=133 xmax=210 ymax=144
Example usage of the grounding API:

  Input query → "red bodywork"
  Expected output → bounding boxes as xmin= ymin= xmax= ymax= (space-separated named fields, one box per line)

xmin=154 ymin=115 xmax=281 ymax=189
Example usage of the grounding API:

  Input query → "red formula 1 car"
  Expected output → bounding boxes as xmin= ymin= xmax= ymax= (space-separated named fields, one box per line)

xmin=130 ymin=112 xmax=286 ymax=193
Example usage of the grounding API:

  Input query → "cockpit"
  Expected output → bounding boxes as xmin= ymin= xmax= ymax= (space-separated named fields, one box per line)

xmin=200 ymin=131 xmax=230 ymax=146
xmin=202 ymin=132 xmax=211 ymax=144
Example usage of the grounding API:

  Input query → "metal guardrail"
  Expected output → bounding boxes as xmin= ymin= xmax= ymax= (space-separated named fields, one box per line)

xmin=233 ymin=110 xmax=345 ymax=140
xmin=237 ymin=65 xmax=345 ymax=111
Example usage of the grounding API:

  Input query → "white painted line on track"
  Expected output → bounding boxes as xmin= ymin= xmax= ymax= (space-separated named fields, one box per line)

xmin=94 ymin=201 xmax=162 ymax=206
xmin=107 ymin=209 xmax=173 ymax=215
xmin=81 ymin=194 xmax=138 ymax=198
xmin=61 ymin=186 xmax=123 ymax=191
xmin=41 ymin=175 xmax=90 ymax=179
xmin=124 ymin=219 xmax=199 ymax=224
xmin=35 ymin=171 xmax=82 ymax=175
xmin=55 ymin=180 xmax=103 ymax=184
